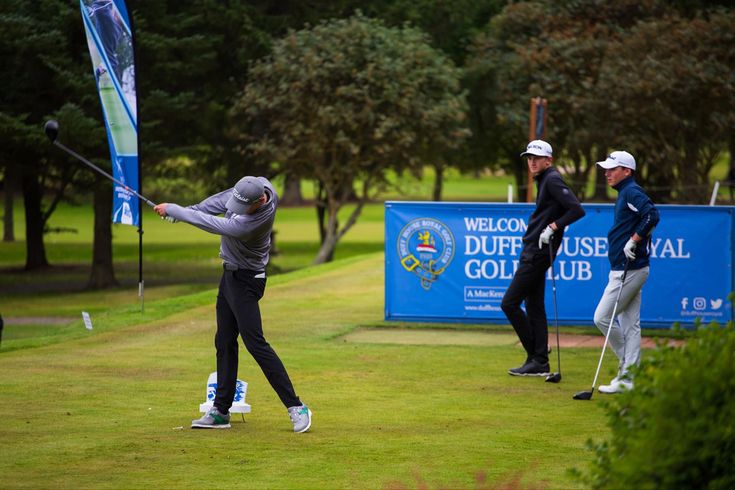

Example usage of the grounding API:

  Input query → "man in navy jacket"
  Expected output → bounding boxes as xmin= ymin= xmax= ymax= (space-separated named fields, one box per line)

xmin=502 ymin=140 xmax=585 ymax=376
xmin=594 ymin=151 xmax=659 ymax=394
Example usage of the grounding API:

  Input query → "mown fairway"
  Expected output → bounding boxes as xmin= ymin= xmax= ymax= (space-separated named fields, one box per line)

xmin=0 ymin=253 xmax=619 ymax=489
xmin=0 ymin=169 xmax=661 ymax=488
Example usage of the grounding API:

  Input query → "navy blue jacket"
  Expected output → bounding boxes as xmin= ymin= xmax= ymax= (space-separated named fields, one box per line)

xmin=521 ymin=167 xmax=585 ymax=260
xmin=608 ymin=176 xmax=659 ymax=271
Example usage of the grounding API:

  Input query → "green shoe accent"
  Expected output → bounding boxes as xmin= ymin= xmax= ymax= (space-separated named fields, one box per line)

xmin=192 ymin=407 xmax=231 ymax=429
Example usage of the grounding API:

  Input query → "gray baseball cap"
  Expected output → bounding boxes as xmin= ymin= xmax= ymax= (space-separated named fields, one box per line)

xmin=226 ymin=176 xmax=264 ymax=214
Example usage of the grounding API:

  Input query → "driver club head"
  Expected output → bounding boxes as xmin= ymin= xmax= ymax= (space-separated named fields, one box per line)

xmin=573 ymin=390 xmax=594 ymax=400
xmin=545 ymin=372 xmax=562 ymax=383
xmin=44 ymin=120 xmax=59 ymax=143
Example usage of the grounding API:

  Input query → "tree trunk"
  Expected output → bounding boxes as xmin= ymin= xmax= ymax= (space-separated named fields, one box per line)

xmin=22 ymin=170 xmax=49 ymax=270
xmin=315 ymin=181 xmax=327 ymax=243
xmin=280 ymin=173 xmax=303 ymax=206
xmin=728 ymin=135 xmax=735 ymax=203
xmin=432 ymin=164 xmax=444 ymax=201
xmin=315 ymin=180 xmax=336 ymax=260
xmin=313 ymin=199 xmax=339 ymax=264
xmin=683 ymin=139 xmax=704 ymax=203
xmin=507 ymin=150 xmax=525 ymax=202
xmin=87 ymin=176 xmax=118 ymax=289
xmin=3 ymin=166 xmax=16 ymax=242
xmin=592 ymin=147 xmax=609 ymax=201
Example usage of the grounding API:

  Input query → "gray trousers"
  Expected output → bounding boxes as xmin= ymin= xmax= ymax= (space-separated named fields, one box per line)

xmin=593 ymin=267 xmax=650 ymax=379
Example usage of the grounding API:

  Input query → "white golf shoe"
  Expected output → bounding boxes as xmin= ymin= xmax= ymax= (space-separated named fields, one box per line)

xmin=599 ymin=378 xmax=634 ymax=394
xmin=287 ymin=404 xmax=312 ymax=433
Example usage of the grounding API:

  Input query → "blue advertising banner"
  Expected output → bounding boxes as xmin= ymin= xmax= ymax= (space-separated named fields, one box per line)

xmin=80 ymin=0 xmax=139 ymax=226
xmin=385 ymin=202 xmax=734 ymax=328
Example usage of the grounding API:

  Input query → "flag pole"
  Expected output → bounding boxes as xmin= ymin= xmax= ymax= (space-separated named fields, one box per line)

xmin=130 ymin=6 xmax=144 ymax=313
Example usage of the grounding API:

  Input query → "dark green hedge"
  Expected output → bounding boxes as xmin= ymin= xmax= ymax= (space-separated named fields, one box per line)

xmin=577 ymin=318 xmax=735 ymax=489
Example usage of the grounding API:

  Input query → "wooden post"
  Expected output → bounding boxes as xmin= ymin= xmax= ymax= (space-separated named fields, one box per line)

xmin=526 ymin=97 xmax=548 ymax=202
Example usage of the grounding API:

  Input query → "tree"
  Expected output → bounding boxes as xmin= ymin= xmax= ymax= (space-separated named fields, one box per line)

xmin=1 ymin=1 xmax=271 ymax=282
xmin=595 ymin=9 xmax=735 ymax=203
xmin=133 ymin=0 xmax=274 ymax=191
xmin=370 ymin=0 xmax=507 ymax=199
xmin=466 ymin=0 xmax=670 ymax=201
xmin=465 ymin=1 xmax=548 ymax=201
xmin=465 ymin=1 xmax=733 ymax=203
xmin=231 ymin=14 xmax=469 ymax=263
xmin=0 ymin=0 xmax=107 ymax=271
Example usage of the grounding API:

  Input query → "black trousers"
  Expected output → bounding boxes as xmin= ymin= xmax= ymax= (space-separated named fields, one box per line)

xmin=501 ymin=253 xmax=551 ymax=365
xmin=213 ymin=269 xmax=301 ymax=412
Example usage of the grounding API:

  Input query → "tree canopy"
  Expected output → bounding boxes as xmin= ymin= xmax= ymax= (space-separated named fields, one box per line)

xmin=466 ymin=0 xmax=734 ymax=202
xmin=230 ymin=14 xmax=469 ymax=263
xmin=1 ymin=0 xmax=733 ymax=275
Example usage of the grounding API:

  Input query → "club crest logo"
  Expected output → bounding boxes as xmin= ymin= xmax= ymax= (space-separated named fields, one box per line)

xmin=398 ymin=218 xmax=455 ymax=290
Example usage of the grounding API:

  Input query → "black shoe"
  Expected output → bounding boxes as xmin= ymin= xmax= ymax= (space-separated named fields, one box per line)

xmin=508 ymin=360 xmax=551 ymax=377
xmin=508 ymin=357 xmax=532 ymax=376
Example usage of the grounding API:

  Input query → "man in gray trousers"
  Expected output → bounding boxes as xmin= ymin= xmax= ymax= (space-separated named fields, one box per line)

xmin=154 ymin=176 xmax=312 ymax=432
xmin=594 ymin=151 xmax=659 ymax=394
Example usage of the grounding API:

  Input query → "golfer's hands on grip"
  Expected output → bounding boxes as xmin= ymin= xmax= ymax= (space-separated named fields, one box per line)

xmin=538 ymin=225 xmax=554 ymax=248
xmin=624 ymin=238 xmax=637 ymax=260
xmin=153 ymin=203 xmax=177 ymax=223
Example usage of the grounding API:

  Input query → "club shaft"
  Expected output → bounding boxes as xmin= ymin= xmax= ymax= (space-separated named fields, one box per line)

xmin=53 ymin=140 xmax=156 ymax=208
xmin=549 ymin=245 xmax=561 ymax=374
xmin=590 ymin=261 xmax=630 ymax=390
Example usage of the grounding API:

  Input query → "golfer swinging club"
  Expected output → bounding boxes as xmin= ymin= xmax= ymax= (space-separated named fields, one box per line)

xmin=593 ymin=151 xmax=659 ymax=393
xmin=154 ymin=176 xmax=312 ymax=432
xmin=502 ymin=140 xmax=585 ymax=376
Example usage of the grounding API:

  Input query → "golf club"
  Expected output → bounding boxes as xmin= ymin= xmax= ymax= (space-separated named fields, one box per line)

xmin=44 ymin=119 xmax=156 ymax=208
xmin=573 ymin=259 xmax=631 ymax=400
xmin=545 ymin=244 xmax=562 ymax=383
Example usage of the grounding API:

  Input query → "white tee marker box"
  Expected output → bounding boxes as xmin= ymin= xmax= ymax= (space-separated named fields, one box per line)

xmin=199 ymin=372 xmax=251 ymax=420
xmin=82 ymin=311 xmax=93 ymax=330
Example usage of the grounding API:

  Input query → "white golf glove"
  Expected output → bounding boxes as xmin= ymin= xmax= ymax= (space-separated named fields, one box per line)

xmin=538 ymin=225 xmax=554 ymax=248
xmin=623 ymin=238 xmax=637 ymax=260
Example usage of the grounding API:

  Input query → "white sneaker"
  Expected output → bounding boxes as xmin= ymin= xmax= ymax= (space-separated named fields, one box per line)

xmin=287 ymin=404 xmax=312 ymax=433
xmin=619 ymin=379 xmax=634 ymax=391
xmin=599 ymin=378 xmax=634 ymax=394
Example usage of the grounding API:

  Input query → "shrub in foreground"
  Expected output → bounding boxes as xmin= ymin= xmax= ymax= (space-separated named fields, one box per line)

xmin=578 ymin=320 xmax=735 ymax=489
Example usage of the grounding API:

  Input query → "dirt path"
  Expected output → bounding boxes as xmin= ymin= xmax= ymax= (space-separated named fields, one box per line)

xmin=3 ymin=317 xmax=74 ymax=326
xmin=343 ymin=327 xmax=685 ymax=348
xmin=555 ymin=332 xmax=684 ymax=348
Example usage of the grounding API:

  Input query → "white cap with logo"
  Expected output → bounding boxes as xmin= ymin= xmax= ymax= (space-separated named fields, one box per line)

xmin=520 ymin=139 xmax=553 ymax=158
xmin=597 ymin=151 xmax=636 ymax=171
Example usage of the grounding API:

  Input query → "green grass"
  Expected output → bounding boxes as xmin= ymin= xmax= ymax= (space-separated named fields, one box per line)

xmin=0 ymin=198 xmax=385 ymax=298
xmin=0 ymin=162 xmax=696 ymax=487
xmin=0 ymin=254 xmax=616 ymax=489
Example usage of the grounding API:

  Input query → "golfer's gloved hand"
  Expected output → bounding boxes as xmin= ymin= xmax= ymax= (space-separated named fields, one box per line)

xmin=624 ymin=238 xmax=637 ymax=260
xmin=538 ymin=225 xmax=554 ymax=248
